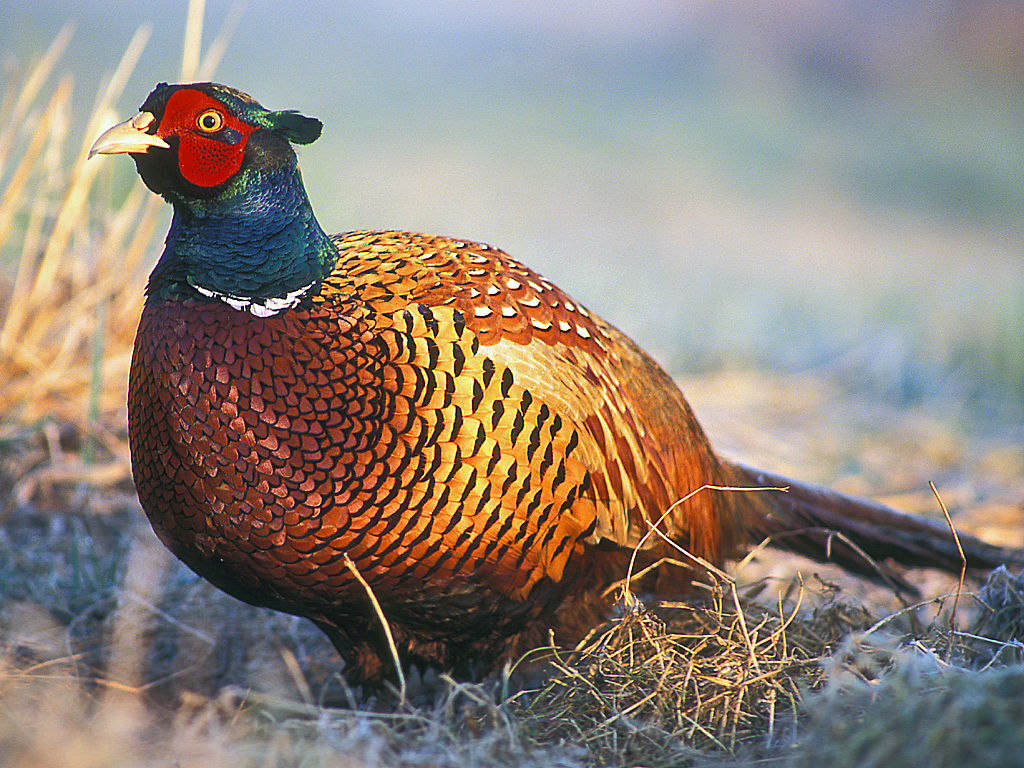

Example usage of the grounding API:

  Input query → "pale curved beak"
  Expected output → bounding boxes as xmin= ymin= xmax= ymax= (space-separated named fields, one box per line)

xmin=88 ymin=111 xmax=170 ymax=158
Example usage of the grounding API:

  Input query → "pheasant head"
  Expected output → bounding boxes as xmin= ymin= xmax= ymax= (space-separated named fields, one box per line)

xmin=90 ymin=83 xmax=335 ymax=316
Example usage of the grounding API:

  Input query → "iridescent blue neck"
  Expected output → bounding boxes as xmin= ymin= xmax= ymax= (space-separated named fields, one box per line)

xmin=147 ymin=159 xmax=336 ymax=316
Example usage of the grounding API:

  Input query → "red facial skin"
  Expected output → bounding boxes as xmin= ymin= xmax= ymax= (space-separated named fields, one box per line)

xmin=156 ymin=88 xmax=256 ymax=187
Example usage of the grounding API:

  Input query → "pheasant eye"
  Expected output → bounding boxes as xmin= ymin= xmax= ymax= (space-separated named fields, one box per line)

xmin=196 ymin=109 xmax=224 ymax=133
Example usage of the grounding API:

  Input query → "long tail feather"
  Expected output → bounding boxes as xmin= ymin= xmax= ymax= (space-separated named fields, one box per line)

xmin=721 ymin=459 xmax=1023 ymax=591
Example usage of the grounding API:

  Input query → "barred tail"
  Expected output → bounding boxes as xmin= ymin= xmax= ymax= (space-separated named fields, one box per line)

xmin=720 ymin=459 xmax=1022 ymax=592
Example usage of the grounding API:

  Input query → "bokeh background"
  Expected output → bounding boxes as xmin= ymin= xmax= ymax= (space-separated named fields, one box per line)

xmin=5 ymin=0 xmax=1022 ymax=426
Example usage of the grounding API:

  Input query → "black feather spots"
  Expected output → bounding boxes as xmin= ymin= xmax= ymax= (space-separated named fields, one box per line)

xmin=270 ymin=110 xmax=323 ymax=144
xmin=452 ymin=345 xmax=465 ymax=377
xmin=417 ymin=304 xmax=440 ymax=336
xmin=490 ymin=399 xmax=505 ymax=430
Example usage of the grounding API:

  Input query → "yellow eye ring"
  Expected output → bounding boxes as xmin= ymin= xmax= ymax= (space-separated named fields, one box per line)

xmin=196 ymin=109 xmax=224 ymax=133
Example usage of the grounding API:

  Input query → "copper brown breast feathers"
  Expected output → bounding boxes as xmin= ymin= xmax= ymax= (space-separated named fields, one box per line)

xmin=92 ymin=82 xmax=1021 ymax=684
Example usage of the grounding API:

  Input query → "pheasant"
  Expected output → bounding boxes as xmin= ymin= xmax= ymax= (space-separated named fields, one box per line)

xmin=91 ymin=82 xmax=1020 ymax=683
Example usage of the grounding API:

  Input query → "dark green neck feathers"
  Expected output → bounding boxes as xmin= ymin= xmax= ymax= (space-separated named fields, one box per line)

xmin=149 ymin=155 xmax=337 ymax=315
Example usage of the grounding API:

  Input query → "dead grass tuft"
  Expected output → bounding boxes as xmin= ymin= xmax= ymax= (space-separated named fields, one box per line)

xmin=520 ymin=579 xmax=837 ymax=766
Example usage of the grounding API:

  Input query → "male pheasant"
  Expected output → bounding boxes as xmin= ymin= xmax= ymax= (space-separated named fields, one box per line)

xmin=91 ymin=83 xmax=1019 ymax=683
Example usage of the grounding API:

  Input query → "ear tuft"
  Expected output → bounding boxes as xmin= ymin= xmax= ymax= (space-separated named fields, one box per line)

xmin=270 ymin=111 xmax=322 ymax=145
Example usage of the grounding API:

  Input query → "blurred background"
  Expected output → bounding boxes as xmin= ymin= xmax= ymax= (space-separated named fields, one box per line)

xmin=2 ymin=0 xmax=1022 ymax=432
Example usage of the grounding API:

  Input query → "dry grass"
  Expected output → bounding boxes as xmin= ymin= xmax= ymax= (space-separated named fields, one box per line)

xmin=791 ymin=635 xmax=1024 ymax=768
xmin=0 ymin=2 xmax=237 ymax=426
xmin=1 ymin=414 xmax=1024 ymax=767
xmin=521 ymin=587 xmax=817 ymax=764
xmin=2 ymin=413 xmax=1023 ymax=768
xmin=0 ymin=24 xmax=157 ymax=424
xmin=4 ymin=479 xmax=1024 ymax=768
